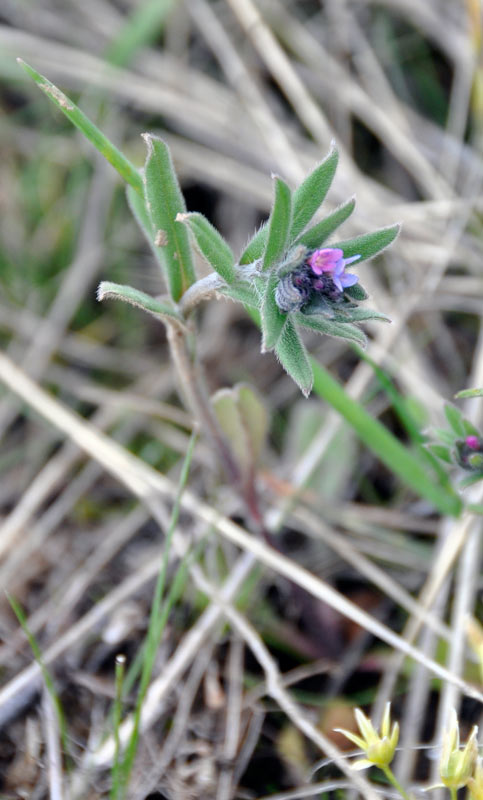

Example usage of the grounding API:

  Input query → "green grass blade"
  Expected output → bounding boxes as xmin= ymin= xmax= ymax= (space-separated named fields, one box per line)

xmin=119 ymin=433 xmax=197 ymax=794
xmin=8 ymin=594 xmax=70 ymax=760
xmin=17 ymin=59 xmax=143 ymax=195
xmin=110 ymin=654 xmax=126 ymax=800
xmin=142 ymin=134 xmax=196 ymax=301
xmin=311 ymin=359 xmax=462 ymax=516
xmin=106 ymin=0 xmax=176 ymax=67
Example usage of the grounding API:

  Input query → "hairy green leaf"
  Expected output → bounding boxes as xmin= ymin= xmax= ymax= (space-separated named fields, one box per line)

xmin=444 ymin=404 xmax=466 ymax=437
xmin=261 ymin=273 xmax=288 ymax=351
xmin=332 ymin=308 xmax=391 ymax=324
xmin=177 ymin=212 xmax=236 ymax=283
xmin=142 ymin=134 xmax=195 ymax=301
xmin=295 ymin=196 xmax=355 ymax=250
xmin=126 ymin=184 xmax=167 ymax=278
xmin=262 ymin=177 xmax=292 ymax=271
xmin=18 ymin=59 xmax=143 ymax=195
xmin=296 ymin=313 xmax=367 ymax=347
xmin=275 ymin=318 xmax=313 ymax=397
xmin=218 ymin=281 xmax=260 ymax=308
xmin=427 ymin=444 xmax=453 ymax=464
xmin=332 ymin=223 xmax=400 ymax=263
xmin=239 ymin=225 xmax=268 ymax=266
xmin=290 ymin=144 xmax=338 ymax=241
xmin=97 ymin=281 xmax=183 ymax=326
xmin=344 ymin=283 xmax=369 ymax=301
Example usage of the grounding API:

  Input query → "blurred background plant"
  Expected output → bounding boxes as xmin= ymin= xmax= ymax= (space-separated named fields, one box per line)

xmin=0 ymin=1 xmax=482 ymax=798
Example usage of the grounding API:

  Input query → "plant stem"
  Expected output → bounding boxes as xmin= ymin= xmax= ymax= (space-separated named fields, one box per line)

xmin=166 ymin=322 xmax=241 ymax=487
xmin=382 ymin=765 xmax=412 ymax=800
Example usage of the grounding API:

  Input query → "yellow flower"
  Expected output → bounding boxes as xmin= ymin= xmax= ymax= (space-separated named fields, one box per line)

xmin=335 ymin=702 xmax=399 ymax=770
xmin=468 ymin=759 xmax=483 ymax=800
xmin=439 ymin=709 xmax=478 ymax=790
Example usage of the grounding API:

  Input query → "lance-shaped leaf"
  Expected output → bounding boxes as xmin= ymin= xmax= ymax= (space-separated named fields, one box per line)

xmin=18 ymin=60 xmax=143 ymax=196
xmin=444 ymin=404 xmax=466 ymax=437
xmin=332 ymin=308 xmax=391 ymax=324
xmin=142 ymin=134 xmax=196 ymax=301
xmin=239 ymin=224 xmax=268 ymax=266
xmin=176 ymin=212 xmax=236 ymax=284
xmin=97 ymin=281 xmax=184 ymax=328
xmin=427 ymin=444 xmax=453 ymax=464
xmin=460 ymin=472 xmax=483 ymax=489
xmin=332 ymin=223 xmax=400 ymax=264
xmin=212 ymin=383 xmax=268 ymax=480
xmin=127 ymin=184 xmax=167 ymax=277
xmin=296 ymin=313 xmax=367 ymax=348
xmin=290 ymin=143 xmax=338 ymax=241
xmin=455 ymin=387 xmax=483 ymax=399
xmin=261 ymin=273 xmax=288 ymax=351
xmin=218 ymin=281 xmax=260 ymax=308
xmin=275 ymin=318 xmax=313 ymax=397
xmin=295 ymin=196 xmax=355 ymax=250
xmin=262 ymin=176 xmax=292 ymax=271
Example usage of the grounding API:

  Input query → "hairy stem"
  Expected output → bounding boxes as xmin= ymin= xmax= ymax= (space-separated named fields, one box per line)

xmin=166 ymin=322 xmax=241 ymax=487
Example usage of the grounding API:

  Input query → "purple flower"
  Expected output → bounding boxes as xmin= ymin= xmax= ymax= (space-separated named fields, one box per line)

xmin=466 ymin=435 xmax=481 ymax=451
xmin=308 ymin=248 xmax=360 ymax=293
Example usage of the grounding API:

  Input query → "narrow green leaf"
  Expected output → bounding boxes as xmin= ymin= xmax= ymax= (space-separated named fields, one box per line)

xmin=444 ymin=404 xmax=466 ymax=437
xmin=463 ymin=419 xmax=480 ymax=437
xmin=239 ymin=225 xmax=268 ymax=266
xmin=218 ymin=281 xmax=260 ymax=308
xmin=459 ymin=473 xmax=483 ymax=489
xmin=97 ymin=281 xmax=184 ymax=325
xmin=434 ymin=428 xmax=457 ymax=446
xmin=236 ymin=384 xmax=269 ymax=464
xmin=455 ymin=387 xmax=483 ymax=399
xmin=142 ymin=134 xmax=196 ymax=301
xmin=296 ymin=313 xmax=367 ymax=347
xmin=290 ymin=143 xmax=338 ymax=241
xmin=275 ymin=318 xmax=313 ymax=397
xmin=311 ymin=360 xmax=462 ymax=517
xmin=427 ymin=444 xmax=453 ymax=464
xmin=332 ymin=308 xmax=391 ymax=324
xmin=17 ymin=59 xmax=143 ymax=195
xmin=295 ymin=196 xmax=355 ymax=249
xmin=127 ymin=184 xmax=167 ymax=279
xmin=261 ymin=273 xmax=288 ymax=351
xmin=332 ymin=223 xmax=401 ymax=264
xmin=177 ymin=212 xmax=236 ymax=283
xmin=262 ymin=176 xmax=292 ymax=271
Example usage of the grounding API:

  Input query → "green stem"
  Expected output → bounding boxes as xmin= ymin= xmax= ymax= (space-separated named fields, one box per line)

xmin=449 ymin=789 xmax=458 ymax=800
xmin=381 ymin=765 xmax=412 ymax=800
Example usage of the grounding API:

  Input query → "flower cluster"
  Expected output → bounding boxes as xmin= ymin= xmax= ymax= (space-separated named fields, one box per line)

xmin=336 ymin=703 xmax=399 ymax=771
xmin=428 ymin=404 xmax=483 ymax=488
xmin=438 ymin=710 xmax=479 ymax=792
xmin=274 ymin=247 xmax=361 ymax=313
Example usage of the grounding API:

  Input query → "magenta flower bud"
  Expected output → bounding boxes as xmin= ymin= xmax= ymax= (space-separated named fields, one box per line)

xmin=465 ymin=435 xmax=480 ymax=450
xmin=307 ymin=248 xmax=360 ymax=293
